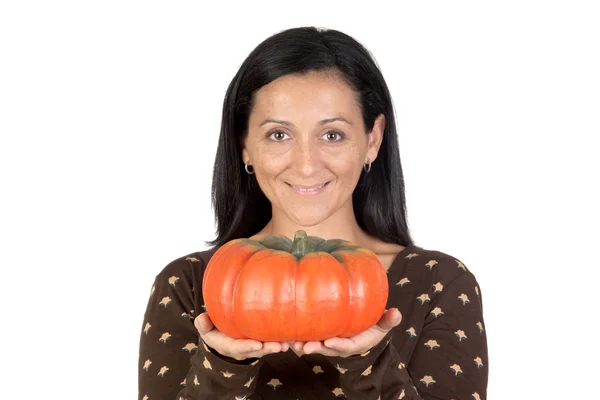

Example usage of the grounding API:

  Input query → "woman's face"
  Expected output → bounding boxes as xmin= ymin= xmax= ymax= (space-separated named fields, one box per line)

xmin=242 ymin=70 xmax=384 ymax=227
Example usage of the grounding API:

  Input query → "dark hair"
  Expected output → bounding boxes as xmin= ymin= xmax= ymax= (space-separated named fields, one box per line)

xmin=205 ymin=26 xmax=414 ymax=249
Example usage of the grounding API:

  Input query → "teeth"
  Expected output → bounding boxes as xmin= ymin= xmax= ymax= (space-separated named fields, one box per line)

xmin=292 ymin=182 xmax=327 ymax=192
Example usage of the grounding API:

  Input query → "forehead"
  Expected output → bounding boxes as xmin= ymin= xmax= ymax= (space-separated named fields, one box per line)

xmin=249 ymin=70 xmax=360 ymax=119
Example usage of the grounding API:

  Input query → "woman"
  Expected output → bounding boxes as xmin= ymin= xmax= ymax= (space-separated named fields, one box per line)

xmin=138 ymin=26 xmax=488 ymax=400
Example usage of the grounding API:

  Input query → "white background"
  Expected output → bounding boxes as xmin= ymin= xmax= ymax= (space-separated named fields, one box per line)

xmin=1 ymin=1 xmax=598 ymax=398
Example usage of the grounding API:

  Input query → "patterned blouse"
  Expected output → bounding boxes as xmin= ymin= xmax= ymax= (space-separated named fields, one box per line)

xmin=138 ymin=243 xmax=488 ymax=399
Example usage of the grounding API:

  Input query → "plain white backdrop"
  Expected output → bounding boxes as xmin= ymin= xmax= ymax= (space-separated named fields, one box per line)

xmin=1 ymin=1 xmax=598 ymax=398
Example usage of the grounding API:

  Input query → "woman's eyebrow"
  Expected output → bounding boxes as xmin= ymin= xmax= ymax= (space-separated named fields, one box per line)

xmin=259 ymin=116 xmax=353 ymax=127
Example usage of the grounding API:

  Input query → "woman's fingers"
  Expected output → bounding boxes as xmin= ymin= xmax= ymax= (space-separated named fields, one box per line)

xmin=242 ymin=341 xmax=290 ymax=358
xmin=194 ymin=313 xmax=291 ymax=360
xmin=377 ymin=308 xmax=402 ymax=331
xmin=323 ymin=337 xmax=355 ymax=353
xmin=303 ymin=341 xmax=339 ymax=357
xmin=194 ymin=313 xmax=214 ymax=335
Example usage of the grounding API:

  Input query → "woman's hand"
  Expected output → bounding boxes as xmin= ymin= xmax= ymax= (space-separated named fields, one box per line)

xmin=290 ymin=308 xmax=402 ymax=358
xmin=194 ymin=313 xmax=290 ymax=361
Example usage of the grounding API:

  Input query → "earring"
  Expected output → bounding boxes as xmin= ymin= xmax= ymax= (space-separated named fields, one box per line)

xmin=244 ymin=162 xmax=255 ymax=174
xmin=363 ymin=160 xmax=372 ymax=173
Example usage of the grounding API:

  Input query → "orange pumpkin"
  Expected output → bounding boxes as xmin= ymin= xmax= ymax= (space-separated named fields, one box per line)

xmin=202 ymin=230 xmax=388 ymax=342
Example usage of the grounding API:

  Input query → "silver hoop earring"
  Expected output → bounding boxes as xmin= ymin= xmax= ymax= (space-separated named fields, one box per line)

xmin=363 ymin=161 xmax=372 ymax=173
xmin=244 ymin=163 xmax=255 ymax=175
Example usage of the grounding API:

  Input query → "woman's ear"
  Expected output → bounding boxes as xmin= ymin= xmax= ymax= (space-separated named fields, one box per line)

xmin=240 ymin=132 xmax=250 ymax=164
xmin=241 ymin=147 xmax=250 ymax=165
xmin=366 ymin=113 xmax=385 ymax=163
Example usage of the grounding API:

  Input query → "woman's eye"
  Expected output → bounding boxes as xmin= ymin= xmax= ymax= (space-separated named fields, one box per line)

xmin=268 ymin=130 xmax=289 ymax=141
xmin=322 ymin=131 xmax=344 ymax=142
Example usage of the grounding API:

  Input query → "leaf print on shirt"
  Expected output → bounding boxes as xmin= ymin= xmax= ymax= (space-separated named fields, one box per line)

xmin=143 ymin=322 xmax=151 ymax=334
xmin=312 ymin=365 xmax=324 ymax=375
xmin=159 ymin=332 xmax=171 ymax=343
xmin=143 ymin=359 xmax=152 ymax=371
xmin=159 ymin=296 xmax=171 ymax=307
xmin=332 ymin=387 xmax=345 ymax=398
xmin=202 ymin=357 xmax=212 ymax=370
xmin=430 ymin=307 xmax=444 ymax=318
xmin=450 ymin=364 xmax=463 ymax=376
xmin=185 ymin=256 xmax=199 ymax=262
xmin=417 ymin=294 xmax=430 ymax=304
xmin=424 ymin=340 xmax=440 ymax=350
xmin=222 ymin=371 xmax=235 ymax=378
xmin=458 ymin=293 xmax=470 ymax=305
xmin=157 ymin=366 xmax=169 ymax=377
xmin=244 ymin=376 xmax=255 ymax=387
xmin=193 ymin=374 xmax=199 ymax=385
xmin=361 ymin=365 xmax=373 ymax=376
xmin=182 ymin=343 xmax=197 ymax=353
xmin=396 ymin=277 xmax=410 ymax=287
xmin=168 ymin=276 xmax=179 ymax=287
xmin=432 ymin=282 xmax=444 ymax=293
xmin=420 ymin=375 xmax=436 ymax=387
xmin=406 ymin=252 xmax=419 ymax=259
xmin=425 ymin=260 xmax=438 ymax=270
xmin=474 ymin=357 xmax=484 ymax=368
xmin=477 ymin=321 xmax=484 ymax=333
xmin=455 ymin=330 xmax=468 ymax=341
xmin=406 ymin=327 xmax=417 ymax=338
xmin=335 ymin=364 xmax=348 ymax=374
xmin=267 ymin=378 xmax=282 ymax=390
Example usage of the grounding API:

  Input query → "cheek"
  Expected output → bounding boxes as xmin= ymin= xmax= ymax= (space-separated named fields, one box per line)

xmin=254 ymin=143 xmax=291 ymax=168
xmin=328 ymin=154 xmax=362 ymax=180
xmin=253 ymin=156 xmax=287 ymax=194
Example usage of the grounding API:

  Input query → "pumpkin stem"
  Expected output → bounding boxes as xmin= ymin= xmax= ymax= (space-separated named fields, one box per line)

xmin=290 ymin=230 xmax=308 ymax=259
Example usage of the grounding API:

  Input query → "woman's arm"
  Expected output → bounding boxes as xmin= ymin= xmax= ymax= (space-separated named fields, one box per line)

xmin=327 ymin=270 xmax=488 ymax=400
xmin=138 ymin=257 xmax=264 ymax=400
xmin=405 ymin=270 xmax=488 ymax=399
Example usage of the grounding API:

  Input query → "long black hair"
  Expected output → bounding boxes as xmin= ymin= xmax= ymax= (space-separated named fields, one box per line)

xmin=205 ymin=26 xmax=414 ymax=249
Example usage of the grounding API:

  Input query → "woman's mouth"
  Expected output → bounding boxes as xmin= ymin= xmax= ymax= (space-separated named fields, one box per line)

xmin=285 ymin=181 xmax=330 ymax=196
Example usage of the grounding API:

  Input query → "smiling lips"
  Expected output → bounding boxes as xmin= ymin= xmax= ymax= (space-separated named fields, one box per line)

xmin=286 ymin=181 xmax=330 ymax=195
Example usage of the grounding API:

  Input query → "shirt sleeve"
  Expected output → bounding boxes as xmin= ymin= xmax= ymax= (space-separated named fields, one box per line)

xmin=138 ymin=257 xmax=265 ymax=400
xmin=407 ymin=270 xmax=489 ymax=400
xmin=325 ymin=330 xmax=396 ymax=399
xmin=178 ymin=339 xmax=265 ymax=400
xmin=324 ymin=270 xmax=488 ymax=400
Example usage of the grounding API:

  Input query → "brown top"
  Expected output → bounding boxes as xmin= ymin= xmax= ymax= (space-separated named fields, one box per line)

xmin=138 ymin=244 xmax=488 ymax=399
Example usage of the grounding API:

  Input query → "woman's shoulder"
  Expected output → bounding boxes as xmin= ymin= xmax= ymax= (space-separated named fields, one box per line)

xmin=393 ymin=243 xmax=480 ymax=286
xmin=154 ymin=247 xmax=221 ymax=280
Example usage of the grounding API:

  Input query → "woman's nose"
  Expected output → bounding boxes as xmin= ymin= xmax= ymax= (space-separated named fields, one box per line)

xmin=291 ymin=138 xmax=320 ymax=177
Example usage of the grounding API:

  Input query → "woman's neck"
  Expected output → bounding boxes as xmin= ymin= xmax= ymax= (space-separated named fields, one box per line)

xmin=255 ymin=212 xmax=373 ymax=247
